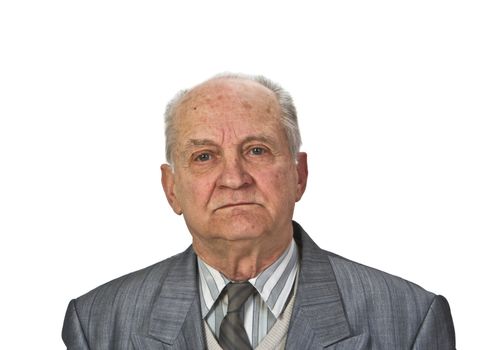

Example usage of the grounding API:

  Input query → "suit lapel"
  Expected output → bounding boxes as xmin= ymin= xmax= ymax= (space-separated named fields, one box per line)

xmin=133 ymin=247 xmax=205 ymax=349
xmin=131 ymin=223 xmax=352 ymax=349
xmin=286 ymin=222 xmax=351 ymax=349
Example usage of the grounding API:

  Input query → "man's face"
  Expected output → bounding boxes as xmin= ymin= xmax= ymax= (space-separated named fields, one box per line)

xmin=161 ymin=78 xmax=307 ymax=247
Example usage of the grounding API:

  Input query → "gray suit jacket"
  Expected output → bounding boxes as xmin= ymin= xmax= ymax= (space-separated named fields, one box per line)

xmin=63 ymin=222 xmax=455 ymax=349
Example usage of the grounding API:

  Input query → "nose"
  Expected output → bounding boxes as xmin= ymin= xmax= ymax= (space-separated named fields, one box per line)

xmin=216 ymin=155 xmax=253 ymax=189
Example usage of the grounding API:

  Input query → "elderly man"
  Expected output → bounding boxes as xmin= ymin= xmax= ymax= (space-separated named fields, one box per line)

xmin=62 ymin=73 xmax=456 ymax=349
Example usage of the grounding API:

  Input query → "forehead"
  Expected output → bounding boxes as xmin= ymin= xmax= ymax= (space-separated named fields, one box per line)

xmin=179 ymin=79 xmax=279 ymax=121
xmin=174 ymin=78 xmax=283 ymax=139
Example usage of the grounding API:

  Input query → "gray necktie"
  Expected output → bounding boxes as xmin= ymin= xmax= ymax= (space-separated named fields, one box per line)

xmin=218 ymin=282 xmax=255 ymax=350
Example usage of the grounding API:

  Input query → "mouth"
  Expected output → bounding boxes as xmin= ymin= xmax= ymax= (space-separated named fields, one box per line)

xmin=215 ymin=202 xmax=259 ymax=210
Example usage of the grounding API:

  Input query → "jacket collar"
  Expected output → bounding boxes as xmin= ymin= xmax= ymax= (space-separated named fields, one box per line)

xmin=133 ymin=221 xmax=352 ymax=349
xmin=135 ymin=246 xmax=205 ymax=349
xmin=286 ymin=221 xmax=352 ymax=349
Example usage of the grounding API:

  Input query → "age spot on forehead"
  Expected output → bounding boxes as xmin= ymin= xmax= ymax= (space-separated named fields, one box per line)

xmin=242 ymin=101 xmax=252 ymax=110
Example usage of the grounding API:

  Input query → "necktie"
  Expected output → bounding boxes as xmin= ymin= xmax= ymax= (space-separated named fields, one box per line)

xmin=218 ymin=282 xmax=255 ymax=350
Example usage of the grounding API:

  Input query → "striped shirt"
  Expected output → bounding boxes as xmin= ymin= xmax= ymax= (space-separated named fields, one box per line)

xmin=197 ymin=239 xmax=299 ymax=348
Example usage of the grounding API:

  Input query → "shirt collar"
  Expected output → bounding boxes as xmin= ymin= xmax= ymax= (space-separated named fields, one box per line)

xmin=197 ymin=239 xmax=299 ymax=319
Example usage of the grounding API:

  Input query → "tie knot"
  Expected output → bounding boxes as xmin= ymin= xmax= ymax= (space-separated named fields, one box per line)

xmin=225 ymin=282 xmax=255 ymax=313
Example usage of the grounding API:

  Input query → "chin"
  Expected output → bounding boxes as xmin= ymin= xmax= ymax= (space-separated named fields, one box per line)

xmin=210 ymin=214 xmax=270 ymax=242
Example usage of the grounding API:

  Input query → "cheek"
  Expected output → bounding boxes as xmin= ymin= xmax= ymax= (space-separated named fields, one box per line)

xmin=262 ymin=167 xmax=298 ymax=199
xmin=177 ymin=177 xmax=213 ymax=208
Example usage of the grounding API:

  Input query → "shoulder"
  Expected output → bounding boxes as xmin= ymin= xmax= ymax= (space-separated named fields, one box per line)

xmin=295 ymin=223 xmax=455 ymax=347
xmin=295 ymin=222 xmax=437 ymax=313
xmin=63 ymin=247 xmax=198 ymax=348
xmin=329 ymin=252 xmax=455 ymax=347
xmin=70 ymin=247 xmax=192 ymax=329
xmin=328 ymin=251 xmax=436 ymax=307
xmin=325 ymin=250 xmax=452 ymax=341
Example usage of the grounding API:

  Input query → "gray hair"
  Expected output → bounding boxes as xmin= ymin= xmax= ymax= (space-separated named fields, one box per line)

xmin=164 ymin=73 xmax=302 ymax=165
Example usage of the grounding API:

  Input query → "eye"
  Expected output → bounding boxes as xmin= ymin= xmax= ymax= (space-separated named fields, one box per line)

xmin=249 ymin=147 xmax=266 ymax=156
xmin=194 ymin=152 xmax=212 ymax=162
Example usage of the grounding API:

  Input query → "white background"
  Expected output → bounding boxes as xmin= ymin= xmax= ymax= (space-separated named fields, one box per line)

xmin=1 ymin=1 xmax=496 ymax=348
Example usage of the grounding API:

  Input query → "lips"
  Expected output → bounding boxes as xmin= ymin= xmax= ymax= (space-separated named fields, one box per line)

xmin=215 ymin=202 xmax=259 ymax=210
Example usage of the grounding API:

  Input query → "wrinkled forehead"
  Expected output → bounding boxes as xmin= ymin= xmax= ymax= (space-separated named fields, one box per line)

xmin=168 ymin=78 xmax=292 ymax=163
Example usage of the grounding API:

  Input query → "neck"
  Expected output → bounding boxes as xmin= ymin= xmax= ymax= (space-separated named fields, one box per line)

xmin=193 ymin=233 xmax=293 ymax=281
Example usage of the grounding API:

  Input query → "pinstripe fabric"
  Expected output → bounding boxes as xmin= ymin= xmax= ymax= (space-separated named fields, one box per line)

xmin=62 ymin=221 xmax=455 ymax=349
xmin=198 ymin=239 xmax=299 ymax=348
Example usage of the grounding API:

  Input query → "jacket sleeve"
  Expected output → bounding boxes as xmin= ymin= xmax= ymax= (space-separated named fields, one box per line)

xmin=411 ymin=295 xmax=456 ymax=350
xmin=62 ymin=299 xmax=90 ymax=350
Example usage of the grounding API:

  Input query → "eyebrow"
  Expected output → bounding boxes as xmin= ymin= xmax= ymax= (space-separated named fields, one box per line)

xmin=185 ymin=139 xmax=218 ymax=147
xmin=242 ymin=135 xmax=277 ymax=146
xmin=184 ymin=134 xmax=277 ymax=149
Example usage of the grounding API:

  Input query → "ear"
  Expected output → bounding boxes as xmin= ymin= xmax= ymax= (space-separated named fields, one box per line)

xmin=160 ymin=164 xmax=183 ymax=215
xmin=295 ymin=152 xmax=308 ymax=202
